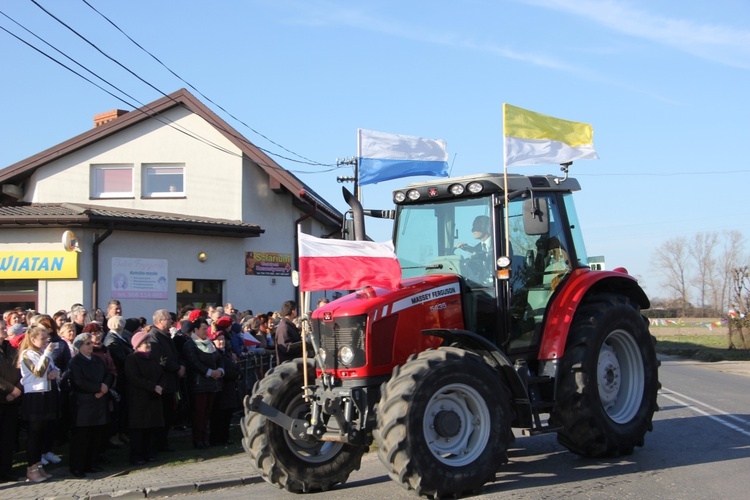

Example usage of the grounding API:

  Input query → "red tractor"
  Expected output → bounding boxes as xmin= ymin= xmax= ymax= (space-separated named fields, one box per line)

xmin=242 ymin=171 xmax=660 ymax=497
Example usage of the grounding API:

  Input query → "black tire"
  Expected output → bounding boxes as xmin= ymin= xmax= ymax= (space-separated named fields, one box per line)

xmin=241 ymin=359 xmax=365 ymax=492
xmin=551 ymin=293 xmax=660 ymax=457
xmin=374 ymin=347 xmax=513 ymax=497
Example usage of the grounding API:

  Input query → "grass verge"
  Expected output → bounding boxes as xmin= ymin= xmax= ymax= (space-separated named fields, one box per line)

xmin=655 ymin=334 xmax=750 ymax=362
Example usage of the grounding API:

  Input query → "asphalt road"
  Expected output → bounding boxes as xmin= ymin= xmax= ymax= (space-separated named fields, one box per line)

xmin=177 ymin=356 xmax=750 ymax=499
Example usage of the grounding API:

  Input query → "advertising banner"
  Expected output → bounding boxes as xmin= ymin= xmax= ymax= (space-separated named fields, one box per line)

xmin=245 ymin=251 xmax=292 ymax=277
xmin=112 ymin=257 xmax=168 ymax=299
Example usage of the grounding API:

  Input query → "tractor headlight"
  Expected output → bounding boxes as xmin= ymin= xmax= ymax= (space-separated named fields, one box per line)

xmin=338 ymin=345 xmax=355 ymax=365
xmin=449 ymin=183 xmax=465 ymax=195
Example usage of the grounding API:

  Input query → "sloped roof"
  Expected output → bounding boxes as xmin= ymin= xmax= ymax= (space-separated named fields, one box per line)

xmin=0 ymin=203 xmax=263 ymax=238
xmin=0 ymin=88 xmax=342 ymax=227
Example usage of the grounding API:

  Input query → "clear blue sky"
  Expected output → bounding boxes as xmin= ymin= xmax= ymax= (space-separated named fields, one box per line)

xmin=2 ymin=0 xmax=749 ymax=300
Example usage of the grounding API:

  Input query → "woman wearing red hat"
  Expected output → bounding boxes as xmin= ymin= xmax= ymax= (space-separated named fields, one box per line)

xmin=182 ymin=318 xmax=224 ymax=449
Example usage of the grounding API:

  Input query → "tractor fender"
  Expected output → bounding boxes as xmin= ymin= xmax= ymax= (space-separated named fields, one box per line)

xmin=422 ymin=328 xmax=531 ymax=424
xmin=539 ymin=267 xmax=649 ymax=361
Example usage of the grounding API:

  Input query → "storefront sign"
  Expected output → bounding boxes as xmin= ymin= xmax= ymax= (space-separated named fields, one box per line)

xmin=112 ymin=257 xmax=168 ymax=299
xmin=0 ymin=250 xmax=78 ymax=279
xmin=245 ymin=251 xmax=292 ymax=277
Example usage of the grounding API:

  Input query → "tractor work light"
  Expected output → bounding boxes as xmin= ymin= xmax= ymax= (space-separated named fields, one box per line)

xmin=449 ymin=183 xmax=465 ymax=195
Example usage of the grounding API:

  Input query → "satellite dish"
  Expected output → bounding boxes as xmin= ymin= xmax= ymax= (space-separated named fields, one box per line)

xmin=291 ymin=270 xmax=300 ymax=287
xmin=62 ymin=230 xmax=80 ymax=252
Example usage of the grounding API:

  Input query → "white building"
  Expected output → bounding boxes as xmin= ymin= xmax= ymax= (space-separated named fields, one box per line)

xmin=0 ymin=89 xmax=342 ymax=318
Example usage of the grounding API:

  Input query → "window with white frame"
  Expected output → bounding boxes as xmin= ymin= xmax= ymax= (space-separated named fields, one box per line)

xmin=91 ymin=164 xmax=134 ymax=198
xmin=142 ymin=163 xmax=185 ymax=197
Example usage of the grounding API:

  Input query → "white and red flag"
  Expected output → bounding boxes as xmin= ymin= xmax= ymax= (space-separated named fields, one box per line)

xmin=298 ymin=232 xmax=402 ymax=292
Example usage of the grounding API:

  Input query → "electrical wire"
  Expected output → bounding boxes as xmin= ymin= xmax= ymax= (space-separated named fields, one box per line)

xmin=30 ymin=0 xmax=335 ymax=170
xmin=80 ymin=0 xmax=332 ymax=168
xmin=1 ymin=7 xmax=340 ymax=174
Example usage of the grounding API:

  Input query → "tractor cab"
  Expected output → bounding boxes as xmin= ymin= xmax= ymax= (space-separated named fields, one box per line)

xmin=391 ymin=172 xmax=588 ymax=353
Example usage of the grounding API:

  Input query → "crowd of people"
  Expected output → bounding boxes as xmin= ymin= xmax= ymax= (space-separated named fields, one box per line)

xmin=0 ymin=298 xmax=313 ymax=484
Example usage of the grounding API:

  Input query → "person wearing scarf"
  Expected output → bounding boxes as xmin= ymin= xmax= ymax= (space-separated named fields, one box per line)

xmin=124 ymin=327 xmax=163 ymax=465
xmin=181 ymin=318 xmax=224 ymax=449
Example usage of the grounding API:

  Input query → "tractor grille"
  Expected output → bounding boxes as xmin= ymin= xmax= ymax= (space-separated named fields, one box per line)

xmin=314 ymin=314 xmax=367 ymax=370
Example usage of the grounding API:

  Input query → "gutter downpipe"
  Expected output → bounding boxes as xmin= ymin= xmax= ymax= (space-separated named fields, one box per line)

xmin=92 ymin=224 xmax=114 ymax=310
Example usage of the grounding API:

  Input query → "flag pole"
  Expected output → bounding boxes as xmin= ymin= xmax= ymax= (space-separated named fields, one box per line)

xmin=502 ymin=104 xmax=510 ymax=257
xmin=355 ymin=129 xmax=362 ymax=203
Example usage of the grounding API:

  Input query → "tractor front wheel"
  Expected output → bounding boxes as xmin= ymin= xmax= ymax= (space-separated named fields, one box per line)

xmin=241 ymin=359 xmax=364 ymax=492
xmin=552 ymin=293 xmax=660 ymax=457
xmin=374 ymin=347 xmax=513 ymax=497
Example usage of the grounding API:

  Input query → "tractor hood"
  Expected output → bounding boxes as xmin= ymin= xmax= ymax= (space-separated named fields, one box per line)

xmin=312 ymin=274 xmax=462 ymax=321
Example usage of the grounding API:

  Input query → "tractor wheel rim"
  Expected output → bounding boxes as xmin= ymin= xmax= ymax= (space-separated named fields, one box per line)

xmin=423 ymin=383 xmax=491 ymax=467
xmin=598 ymin=329 xmax=645 ymax=424
xmin=283 ymin=395 xmax=344 ymax=463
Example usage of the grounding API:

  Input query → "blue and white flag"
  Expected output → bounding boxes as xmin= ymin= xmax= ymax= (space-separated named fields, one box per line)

xmin=358 ymin=129 xmax=449 ymax=186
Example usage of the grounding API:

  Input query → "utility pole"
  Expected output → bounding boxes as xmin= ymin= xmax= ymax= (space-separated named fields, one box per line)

xmin=336 ymin=157 xmax=360 ymax=202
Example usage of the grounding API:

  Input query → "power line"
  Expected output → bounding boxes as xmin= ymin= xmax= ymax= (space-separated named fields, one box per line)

xmin=80 ymin=0 xmax=331 ymax=168
xmin=30 ymin=0 xmax=334 ymax=170
xmin=31 ymin=0 xmax=330 ymax=173
xmin=1 ymin=6 xmax=339 ymax=175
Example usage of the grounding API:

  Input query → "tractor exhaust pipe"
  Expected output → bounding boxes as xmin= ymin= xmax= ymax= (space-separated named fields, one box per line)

xmin=343 ymin=187 xmax=366 ymax=241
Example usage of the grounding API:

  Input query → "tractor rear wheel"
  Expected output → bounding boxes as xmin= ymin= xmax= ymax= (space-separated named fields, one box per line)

xmin=552 ymin=293 xmax=660 ymax=457
xmin=241 ymin=359 xmax=364 ymax=492
xmin=374 ymin=347 xmax=513 ymax=497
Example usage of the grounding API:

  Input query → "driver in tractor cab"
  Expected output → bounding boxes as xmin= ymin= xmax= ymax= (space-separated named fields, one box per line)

xmin=455 ymin=215 xmax=494 ymax=285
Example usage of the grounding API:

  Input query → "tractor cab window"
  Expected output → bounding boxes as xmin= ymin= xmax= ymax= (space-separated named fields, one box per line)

xmin=394 ymin=197 xmax=493 ymax=288
xmin=394 ymin=196 xmax=496 ymax=341
xmin=507 ymin=194 xmax=573 ymax=351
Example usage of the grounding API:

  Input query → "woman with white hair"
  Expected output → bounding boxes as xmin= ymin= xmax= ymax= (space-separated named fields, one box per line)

xmin=67 ymin=332 xmax=114 ymax=478
xmin=104 ymin=316 xmax=133 ymax=445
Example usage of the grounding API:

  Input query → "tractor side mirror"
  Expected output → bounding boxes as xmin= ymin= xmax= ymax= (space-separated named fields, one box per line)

xmin=523 ymin=198 xmax=549 ymax=235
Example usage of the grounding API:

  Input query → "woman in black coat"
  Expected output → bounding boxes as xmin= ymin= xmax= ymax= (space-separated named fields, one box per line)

xmin=124 ymin=328 xmax=163 ymax=465
xmin=182 ymin=318 xmax=224 ymax=449
xmin=68 ymin=333 xmax=114 ymax=478
xmin=208 ymin=331 xmax=242 ymax=446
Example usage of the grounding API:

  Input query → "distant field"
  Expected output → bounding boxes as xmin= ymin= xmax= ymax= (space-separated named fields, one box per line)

xmin=648 ymin=318 xmax=750 ymax=361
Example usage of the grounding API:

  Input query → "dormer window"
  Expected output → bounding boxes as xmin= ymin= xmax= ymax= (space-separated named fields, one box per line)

xmin=91 ymin=164 xmax=134 ymax=198
xmin=142 ymin=164 xmax=185 ymax=198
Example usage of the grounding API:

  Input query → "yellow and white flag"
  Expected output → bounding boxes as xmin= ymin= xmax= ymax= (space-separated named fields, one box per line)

xmin=503 ymin=104 xmax=598 ymax=167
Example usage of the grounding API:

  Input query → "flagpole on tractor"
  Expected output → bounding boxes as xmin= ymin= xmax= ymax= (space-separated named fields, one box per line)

xmin=501 ymin=104 xmax=511 ymax=258
xmin=355 ymin=129 xmax=361 ymax=203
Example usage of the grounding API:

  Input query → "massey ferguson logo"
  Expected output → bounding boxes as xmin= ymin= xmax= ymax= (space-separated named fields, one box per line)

xmin=391 ymin=283 xmax=460 ymax=314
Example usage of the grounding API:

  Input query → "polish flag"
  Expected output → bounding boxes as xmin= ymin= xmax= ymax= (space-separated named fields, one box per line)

xmin=298 ymin=232 xmax=402 ymax=291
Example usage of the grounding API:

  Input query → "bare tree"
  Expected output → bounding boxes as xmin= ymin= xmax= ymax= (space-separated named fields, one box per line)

xmin=716 ymin=231 xmax=745 ymax=313
xmin=652 ymin=236 xmax=691 ymax=317
xmin=689 ymin=232 xmax=718 ymax=315
xmin=728 ymin=266 xmax=749 ymax=350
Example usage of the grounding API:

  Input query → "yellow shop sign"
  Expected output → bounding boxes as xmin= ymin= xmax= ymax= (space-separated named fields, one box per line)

xmin=0 ymin=251 xmax=78 ymax=279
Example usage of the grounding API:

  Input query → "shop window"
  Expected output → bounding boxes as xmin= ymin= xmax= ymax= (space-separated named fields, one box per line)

xmin=176 ymin=279 xmax=222 ymax=312
xmin=91 ymin=164 xmax=134 ymax=198
xmin=0 ymin=279 xmax=38 ymax=312
xmin=142 ymin=163 xmax=185 ymax=198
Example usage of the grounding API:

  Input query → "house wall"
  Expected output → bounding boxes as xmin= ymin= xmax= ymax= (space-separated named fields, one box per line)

xmin=2 ymin=106 xmax=339 ymax=318
xmin=26 ymin=107 xmax=246 ymax=221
